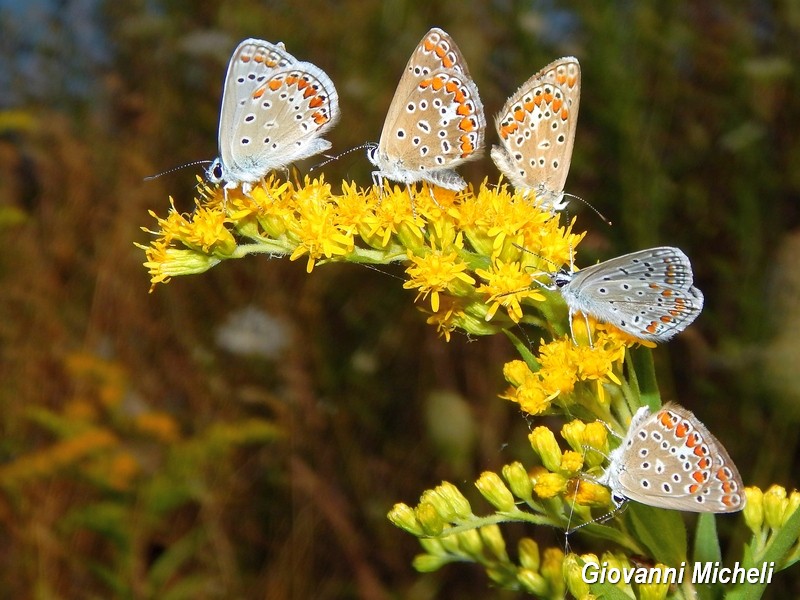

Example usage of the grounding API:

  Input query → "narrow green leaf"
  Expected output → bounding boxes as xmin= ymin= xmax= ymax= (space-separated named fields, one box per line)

xmin=695 ymin=513 xmax=722 ymax=563
xmin=626 ymin=347 xmax=660 ymax=411
xmin=147 ymin=528 xmax=206 ymax=593
xmin=625 ymin=504 xmax=687 ymax=566
xmin=589 ymin=581 xmax=636 ymax=600
xmin=694 ymin=513 xmax=723 ymax=600
xmin=503 ymin=329 xmax=540 ymax=371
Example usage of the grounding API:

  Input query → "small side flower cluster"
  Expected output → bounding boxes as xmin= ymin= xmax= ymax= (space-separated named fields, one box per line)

xmin=742 ymin=485 xmax=800 ymax=571
xmin=388 ymin=480 xmax=566 ymax=597
xmin=500 ymin=326 xmax=636 ymax=417
xmin=562 ymin=553 xmax=672 ymax=600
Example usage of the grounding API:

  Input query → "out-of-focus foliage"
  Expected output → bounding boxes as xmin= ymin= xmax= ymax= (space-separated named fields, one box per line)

xmin=1 ymin=1 xmax=799 ymax=598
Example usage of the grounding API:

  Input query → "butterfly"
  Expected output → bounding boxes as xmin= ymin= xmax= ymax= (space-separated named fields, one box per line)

xmin=491 ymin=57 xmax=580 ymax=210
xmin=597 ymin=403 xmax=745 ymax=512
xmin=540 ymin=246 xmax=704 ymax=343
xmin=206 ymin=38 xmax=340 ymax=194
xmin=367 ymin=28 xmax=486 ymax=191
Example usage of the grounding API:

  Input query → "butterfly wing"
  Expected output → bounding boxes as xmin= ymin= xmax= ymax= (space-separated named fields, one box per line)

xmin=614 ymin=404 xmax=745 ymax=512
xmin=372 ymin=28 xmax=485 ymax=189
xmin=491 ymin=57 xmax=580 ymax=208
xmin=564 ymin=246 xmax=704 ymax=341
xmin=218 ymin=39 xmax=340 ymax=185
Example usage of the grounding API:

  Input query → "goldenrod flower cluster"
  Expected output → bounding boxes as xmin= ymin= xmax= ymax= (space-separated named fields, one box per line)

xmin=140 ymin=176 xmax=581 ymax=334
xmin=140 ymin=176 xmax=800 ymax=597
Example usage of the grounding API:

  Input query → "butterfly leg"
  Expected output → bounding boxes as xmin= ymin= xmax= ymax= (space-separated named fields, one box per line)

xmin=371 ymin=171 xmax=388 ymax=205
xmin=583 ymin=312 xmax=594 ymax=348
xmin=222 ymin=185 xmax=230 ymax=211
xmin=568 ymin=307 xmax=578 ymax=345
xmin=427 ymin=184 xmax=444 ymax=209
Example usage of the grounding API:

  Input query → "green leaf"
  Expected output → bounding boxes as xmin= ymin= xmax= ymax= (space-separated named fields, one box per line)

xmin=625 ymin=504 xmax=687 ymax=566
xmin=626 ymin=347 xmax=660 ymax=412
xmin=503 ymin=329 xmax=540 ymax=371
xmin=694 ymin=513 xmax=723 ymax=600
xmin=589 ymin=581 xmax=636 ymax=600
xmin=147 ymin=528 xmax=206 ymax=593
xmin=694 ymin=513 xmax=722 ymax=563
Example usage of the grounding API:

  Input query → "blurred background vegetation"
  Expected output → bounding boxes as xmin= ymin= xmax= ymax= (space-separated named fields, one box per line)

xmin=1 ymin=0 xmax=799 ymax=598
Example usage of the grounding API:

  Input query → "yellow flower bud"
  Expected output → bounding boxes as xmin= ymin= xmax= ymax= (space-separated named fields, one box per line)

xmin=561 ymin=419 xmax=587 ymax=454
xmin=479 ymin=524 xmax=509 ymax=561
xmin=475 ymin=471 xmax=517 ymax=511
xmin=563 ymin=553 xmax=593 ymax=600
xmin=396 ymin=220 xmax=426 ymax=254
xmin=412 ymin=553 xmax=450 ymax=573
xmin=743 ymin=486 xmax=765 ymax=535
xmin=387 ymin=503 xmax=424 ymax=536
xmin=518 ymin=537 xmax=540 ymax=571
xmin=637 ymin=565 xmax=670 ymax=600
xmin=764 ymin=485 xmax=788 ymax=530
xmin=517 ymin=569 xmax=548 ymax=596
xmin=436 ymin=481 xmax=473 ymax=520
xmin=415 ymin=501 xmax=444 ymax=536
xmin=256 ymin=213 xmax=288 ymax=239
xmin=582 ymin=422 xmax=610 ymax=467
xmin=148 ymin=248 xmax=222 ymax=278
xmin=455 ymin=529 xmax=482 ymax=556
xmin=540 ymin=547 xmax=566 ymax=596
xmin=502 ymin=461 xmax=533 ymax=501
xmin=504 ymin=360 xmax=535 ymax=387
xmin=783 ymin=490 xmax=800 ymax=526
xmin=529 ymin=426 xmax=563 ymax=472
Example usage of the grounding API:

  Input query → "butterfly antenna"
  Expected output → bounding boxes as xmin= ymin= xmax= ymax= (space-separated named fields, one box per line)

xmin=563 ymin=192 xmax=612 ymax=226
xmin=309 ymin=143 xmax=375 ymax=172
xmin=358 ymin=262 xmax=406 ymax=282
xmin=511 ymin=243 xmax=560 ymax=271
xmin=144 ymin=160 xmax=213 ymax=181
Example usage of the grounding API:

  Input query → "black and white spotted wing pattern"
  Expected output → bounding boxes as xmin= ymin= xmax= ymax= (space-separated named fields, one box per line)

xmin=207 ymin=38 xmax=340 ymax=193
xmin=367 ymin=28 xmax=486 ymax=191
xmin=491 ymin=57 xmax=580 ymax=210
xmin=598 ymin=403 xmax=745 ymax=513
xmin=549 ymin=246 xmax=704 ymax=342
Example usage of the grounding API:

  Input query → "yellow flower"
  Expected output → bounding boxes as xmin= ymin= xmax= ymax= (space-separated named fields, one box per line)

xmin=426 ymin=305 xmax=459 ymax=342
xmin=459 ymin=181 xmax=554 ymax=260
xmin=181 ymin=205 xmax=237 ymax=255
xmin=533 ymin=472 xmax=568 ymax=498
xmin=403 ymin=249 xmax=476 ymax=312
xmin=570 ymin=479 xmax=612 ymax=507
xmin=501 ymin=360 xmax=555 ymax=415
xmin=288 ymin=178 xmax=354 ymax=272
xmin=361 ymin=184 xmax=421 ymax=249
xmin=476 ymin=258 xmax=545 ymax=322
xmin=537 ymin=338 xmax=579 ymax=397
xmin=560 ymin=450 xmax=584 ymax=474
xmin=336 ymin=182 xmax=380 ymax=246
